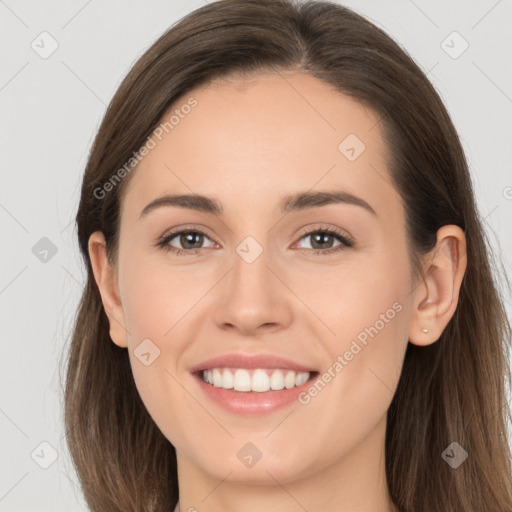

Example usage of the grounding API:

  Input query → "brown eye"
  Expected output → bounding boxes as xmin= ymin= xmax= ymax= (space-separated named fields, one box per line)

xmin=157 ymin=229 xmax=215 ymax=255
xmin=301 ymin=231 xmax=339 ymax=250
xmin=173 ymin=231 xmax=207 ymax=250
xmin=295 ymin=228 xmax=354 ymax=255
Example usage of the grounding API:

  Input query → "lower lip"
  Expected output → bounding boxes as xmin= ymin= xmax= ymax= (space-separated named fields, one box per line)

xmin=193 ymin=372 xmax=319 ymax=415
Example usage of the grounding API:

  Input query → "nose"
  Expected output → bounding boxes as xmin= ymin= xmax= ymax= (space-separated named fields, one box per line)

xmin=212 ymin=243 xmax=293 ymax=335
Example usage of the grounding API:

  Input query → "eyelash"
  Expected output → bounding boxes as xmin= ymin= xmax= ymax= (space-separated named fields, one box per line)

xmin=155 ymin=225 xmax=355 ymax=257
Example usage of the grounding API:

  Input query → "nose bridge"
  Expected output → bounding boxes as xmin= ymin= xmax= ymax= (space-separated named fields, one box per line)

xmin=230 ymin=233 xmax=274 ymax=300
xmin=228 ymin=210 xmax=290 ymax=288
xmin=212 ymin=230 xmax=292 ymax=333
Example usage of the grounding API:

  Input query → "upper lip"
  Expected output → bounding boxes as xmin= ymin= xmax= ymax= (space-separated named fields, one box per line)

xmin=190 ymin=353 xmax=317 ymax=373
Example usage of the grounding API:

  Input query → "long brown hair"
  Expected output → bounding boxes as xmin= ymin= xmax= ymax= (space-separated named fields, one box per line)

xmin=64 ymin=0 xmax=512 ymax=510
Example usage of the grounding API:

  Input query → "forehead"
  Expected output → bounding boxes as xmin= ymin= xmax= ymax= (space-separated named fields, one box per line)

xmin=122 ymin=71 xmax=402 ymax=225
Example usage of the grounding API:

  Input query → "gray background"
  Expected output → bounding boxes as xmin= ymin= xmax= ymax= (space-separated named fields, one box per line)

xmin=1 ymin=0 xmax=511 ymax=510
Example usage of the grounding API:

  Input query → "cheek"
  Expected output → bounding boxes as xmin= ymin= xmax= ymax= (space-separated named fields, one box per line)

xmin=120 ymin=254 xmax=196 ymax=343
xmin=118 ymin=258 xmax=184 ymax=401
xmin=301 ymin=254 xmax=409 ymax=349
xmin=119 ymin=257 xmax=195 ymax=447
xmin=288 ymin=275 xmax=409 ymax=476
xmin=306 ymin=249 xmax=411 ymax=410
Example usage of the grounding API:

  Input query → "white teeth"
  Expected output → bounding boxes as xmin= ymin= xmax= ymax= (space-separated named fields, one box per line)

xmin=270 ymin=369 xmax=284 ymax=390
xmin=221 ymin=369 xmax=234 ymax=389
xmin=212 ymin=368 xmax=222 ymax=387
xmin=251 ymin=369 xmax=270 ymax=392
xmin=201 ymin=368 xmax=311 ymax=392
xmin=233 ymin=369 xmax=252 ymax=391
xmin=284 ymin=370 xmax=296 ymax=389
xmin=295 ymin=371 xmax=309 ymax=386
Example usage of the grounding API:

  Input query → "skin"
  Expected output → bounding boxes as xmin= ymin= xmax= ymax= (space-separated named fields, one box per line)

xmin=88 ymin=71 xmax=467 ymax=512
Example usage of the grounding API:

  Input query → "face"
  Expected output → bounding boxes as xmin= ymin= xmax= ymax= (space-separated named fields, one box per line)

xmin=100 ymin=72 xmax=417 ymax=484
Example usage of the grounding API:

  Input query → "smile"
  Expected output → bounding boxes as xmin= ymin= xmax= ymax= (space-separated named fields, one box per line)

xmin=190 ymin=353 xmax=320 ymax=414
xmin=201 ymin=367 xmax=311 ymax=392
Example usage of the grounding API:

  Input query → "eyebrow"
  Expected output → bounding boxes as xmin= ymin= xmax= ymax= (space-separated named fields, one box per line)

xmin=138 ymin=190 xmax=377 ymax=219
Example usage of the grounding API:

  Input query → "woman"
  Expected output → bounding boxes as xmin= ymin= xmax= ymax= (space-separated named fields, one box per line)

xmin=64 ymin=0 xmax=512 ymax=510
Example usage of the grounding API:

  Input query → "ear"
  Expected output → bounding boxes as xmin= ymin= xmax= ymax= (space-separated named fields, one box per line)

xmin=88 ymin=231 xmax=128 ymax=348
xmin=408 ymin=225 xmax=467 ymax=346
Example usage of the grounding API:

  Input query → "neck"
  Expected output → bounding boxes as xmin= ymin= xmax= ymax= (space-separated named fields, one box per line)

xmin=175 ymin=415 xmax=397 ymax=512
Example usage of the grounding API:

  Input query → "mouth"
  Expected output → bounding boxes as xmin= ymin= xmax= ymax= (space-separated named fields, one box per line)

xmin=194 ymin=367 xmax=319 ymax=392
xmin=190 ymin=353 xmax=320 ymax=414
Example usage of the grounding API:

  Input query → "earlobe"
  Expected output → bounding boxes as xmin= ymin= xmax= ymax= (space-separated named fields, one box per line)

xmin=88 ymin=231 xmax=129 ymax=348
xmin=408 ymin=225 xmax=467 ymax=347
